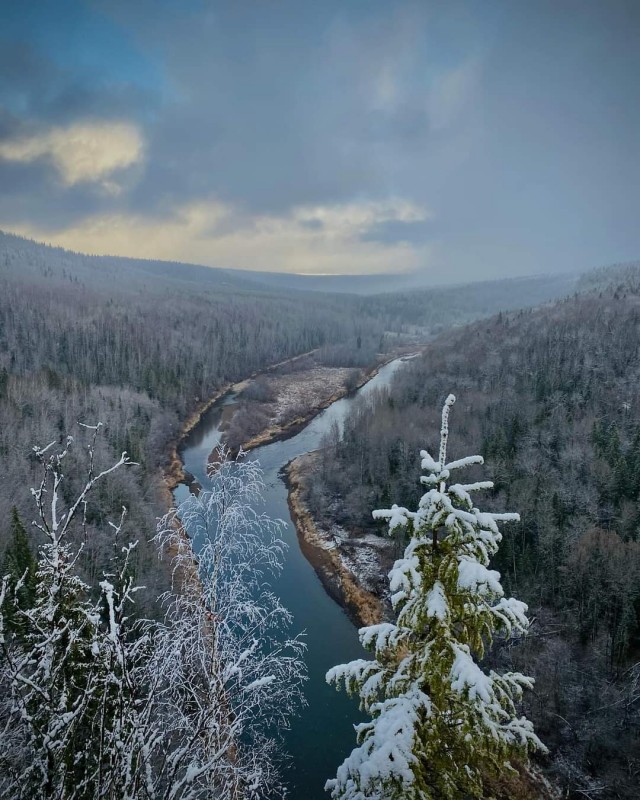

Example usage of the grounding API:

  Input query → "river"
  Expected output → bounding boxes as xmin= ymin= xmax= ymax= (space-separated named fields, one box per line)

xmin=173 ymin=357 xmax=409 ymax=798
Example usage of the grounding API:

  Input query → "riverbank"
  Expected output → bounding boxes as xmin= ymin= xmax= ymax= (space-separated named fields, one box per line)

xmin=159 ymin=349 xmax=324 ymax=589
xmin=222 ymin=349 xmax=420 ymax=460
xmin=163 ymin=384 xmax=232 ymax=495
xmin=285 ymin=455 xmax=561 ymax=800
xmin=285 ymin=452 xmax=384 ymax=628
xmin=161 ymin=348 xmax=321 ymax=505
xmin=234 ymin=367 xmax=356 ymax=454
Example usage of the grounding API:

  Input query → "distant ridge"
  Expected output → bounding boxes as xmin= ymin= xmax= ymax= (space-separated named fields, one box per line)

xmin=1 ymin=229 xmax=581 ymax=297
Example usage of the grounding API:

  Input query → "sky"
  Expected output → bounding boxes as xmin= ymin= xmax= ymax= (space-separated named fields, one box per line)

xmin=0 ymin=0 xmax=638 ymax=280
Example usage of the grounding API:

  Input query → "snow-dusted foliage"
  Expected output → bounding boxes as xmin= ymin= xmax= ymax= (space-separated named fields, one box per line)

xmin=326 ymin=395 xmax=545 ymax=800
xmin=0 ymin=426 xmax=153 ymax=799
xmin=1 ymin=433 xmax=304 ymax=799
xmin=152 ymin=448 xmax=307 ymax=799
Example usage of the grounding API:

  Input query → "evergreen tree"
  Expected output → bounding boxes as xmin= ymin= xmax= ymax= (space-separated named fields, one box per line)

xmin=0 ymin=432 xmax=138 ymax=798
xmin=1 ymin=436 xmax=306 ymax=799
xmin=1 ymin=507 xmax=37 ymax=635
xmin=326 ymin=395 xmax=545 ymax=800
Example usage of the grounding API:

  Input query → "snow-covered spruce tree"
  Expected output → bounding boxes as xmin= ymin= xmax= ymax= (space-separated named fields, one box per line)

xmin=326 ymin=395 xmax=545 ymax=800
xmin=152 ymin=448 xmax=307 ymax=799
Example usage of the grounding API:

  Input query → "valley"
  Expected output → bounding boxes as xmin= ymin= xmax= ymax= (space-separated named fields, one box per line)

xmin=1 ymin=232 xmax=638 ymax=799
xmin=2 ymin=5 xmax=637 ymax=797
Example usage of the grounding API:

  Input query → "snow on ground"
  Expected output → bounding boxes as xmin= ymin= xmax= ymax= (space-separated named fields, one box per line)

xmin=319 ymin=525 xmax=391 ymax=595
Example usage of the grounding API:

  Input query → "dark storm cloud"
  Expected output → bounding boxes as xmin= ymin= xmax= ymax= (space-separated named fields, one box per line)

xmin=0 ymin=0 xmax=638 ymax=277
xmin=0 ymin=0 xmax=162 ymax=138
xmin=0 ymin=156 xmax=122 ymax=229
xmin=119 ymin=1 xmax=450 ymax=216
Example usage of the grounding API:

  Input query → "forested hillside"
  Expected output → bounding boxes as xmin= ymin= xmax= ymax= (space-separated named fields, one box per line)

xmin=0 ymin=232 xmax=387 ymax=605
xmin=1 ymin=229 xmax=637 ymax=796
xmin=309 ymin=270 xmax=640 ymax=797
xmin=0 ymin=229 xmax=577 ymax=578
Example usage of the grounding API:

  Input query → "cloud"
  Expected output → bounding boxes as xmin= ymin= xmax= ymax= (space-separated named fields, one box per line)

xmin=7 ymin=197 xmax=432 ymax=275
xmin=2 ymin=2 xmax=637 ymax=281
xmin=0 ymin=120 xmax=144 ymax=188
xmin=293 ymin=199 xmax=428 ymax=234
xmin=372 ymin=61 xmax=399 ymax=111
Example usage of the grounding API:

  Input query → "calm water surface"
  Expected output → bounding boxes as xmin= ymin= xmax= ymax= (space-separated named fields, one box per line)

xmin=174 ymin=358 xmax=408 ymax=799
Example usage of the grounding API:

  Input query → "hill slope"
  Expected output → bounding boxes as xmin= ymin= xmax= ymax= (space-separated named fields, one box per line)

xmin=306 ymin=265 xmax=640 ymax=798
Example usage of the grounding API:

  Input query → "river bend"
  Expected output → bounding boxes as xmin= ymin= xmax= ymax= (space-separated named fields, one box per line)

xmin=173 ymin=358 xmax=408 ymax=798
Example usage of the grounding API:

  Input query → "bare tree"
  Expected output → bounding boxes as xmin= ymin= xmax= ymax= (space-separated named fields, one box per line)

xmin=0 ymin=426 xmax=139 ymax=798
xmin=151 ymin=448 xmax=307 ymax=799
xmin=1 ymin=435 xmax=306 ymax=799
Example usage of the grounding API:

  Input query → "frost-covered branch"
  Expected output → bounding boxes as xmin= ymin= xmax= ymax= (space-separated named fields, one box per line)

xmin=0 ymin=423 xmax=146 ymax=800
xmin=150 ymin=448 xmax=307 ymax=799
xmin=1 ymin=436 xmax=306 ymax=799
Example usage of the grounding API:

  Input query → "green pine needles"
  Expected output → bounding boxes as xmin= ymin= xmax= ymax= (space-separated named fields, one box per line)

xmin=326 ymin=394 xmax=545 ymax=800
xmin=1 ymin=508 xmax=37 ymax=636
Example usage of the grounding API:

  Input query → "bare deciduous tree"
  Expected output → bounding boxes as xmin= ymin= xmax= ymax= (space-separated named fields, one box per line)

xmin=1 ymin=433 xmax=306 ymax=799
xmin=153 ymin=448 xmax=307 ymax=799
